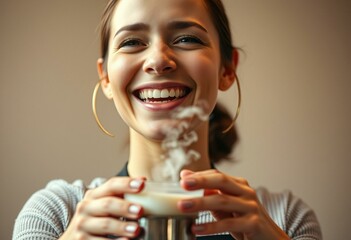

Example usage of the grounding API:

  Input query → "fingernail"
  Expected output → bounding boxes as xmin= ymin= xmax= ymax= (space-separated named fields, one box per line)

xmin=130 ymin=179 xmax=143 ymax=189
xmin=128 ymin=204 xmax=141 ymax=214
xmin=125 ymin=224 xmax=138 ymax=233
xmin=180 ymin=200 xmax=194 ymax=209
xmin=184 ymin=178 xmax=197 ymax=188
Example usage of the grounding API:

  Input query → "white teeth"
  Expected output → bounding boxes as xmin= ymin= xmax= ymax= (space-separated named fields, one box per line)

xmin=153 ymin=89 xmax=161 ymax=98
xmin=175 ymin=89 xmax=180 ymax=97
xmin=161 ymin=89 xmax=168 ymax=98
xmin=148 ymin=90 xmax=153 ymax=98
xmin=138 ymin=88 xmax=187 ymax=100
xmin=169 ymin=89 xmax=175 ymax=97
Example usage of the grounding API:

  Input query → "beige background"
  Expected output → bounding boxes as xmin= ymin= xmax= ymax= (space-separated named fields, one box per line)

xmin=1 ymin=0 xmax=350 ymax=239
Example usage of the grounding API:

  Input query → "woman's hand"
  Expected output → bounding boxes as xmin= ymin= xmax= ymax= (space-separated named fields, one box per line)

xmin=59 ymin=177 xmax=145 ymax=240
xmin=178 ymin=169 xmax=290 ymax=240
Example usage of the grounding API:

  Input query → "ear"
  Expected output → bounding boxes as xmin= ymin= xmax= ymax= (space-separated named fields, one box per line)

xmin=97 ymin=58 xmax=113 ymax=100
xmin=219 ymin=49 xmax=239 ymax=91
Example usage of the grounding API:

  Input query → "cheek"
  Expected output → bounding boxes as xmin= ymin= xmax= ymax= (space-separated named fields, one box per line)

xmin=187 ymin=49 xmax=221 ymax=81
xmin=186 ymin=53 xmax=221 ymax=109
xmin=107 ymin=56 xmax=136 ymax=95
xmin=106 ymin=56 xmax=139 ymax=122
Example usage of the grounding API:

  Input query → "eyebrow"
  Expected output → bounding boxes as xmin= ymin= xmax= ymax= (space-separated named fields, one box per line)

xmin=114 ymin=23 xmax=149 ymax=38
xmin=114 ymin=21 xmax=208 ymax=38
xmin=167 ymin=20 xmax=208 ymax=33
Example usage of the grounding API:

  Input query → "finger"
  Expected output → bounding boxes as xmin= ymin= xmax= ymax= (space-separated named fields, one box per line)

xmin=178 ymin=194 xmax=256 ymax=214
xmin=191 ymin=215 xmax=255 ymax=236
xmin=77 ymin=197 xmax=143 ymax=219
xmin=180 ymin=170 xmax=248 ymax=196
xmin=182 ymin=169 xmax=217 ymax=177
xmin=85 ymin=177 xmax=145 ymax=200
xmin=180 ymin=169 xmax=194 ymax=178
xmin=64 ymin=231 xmax=109 ymax=240
xmin=204 ymin=189 xmax=219 ymax=196
xmin=235 ymin=176 xmax=250 ymax=186
xmin=81 ymin=216 xmax=141 ymax=238
xmin=183 ymin=169 xmax=249 ymax=186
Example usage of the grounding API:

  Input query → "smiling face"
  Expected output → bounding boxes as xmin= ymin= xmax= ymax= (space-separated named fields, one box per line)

xmin=99 ymin=0 xmax=234 ymax=141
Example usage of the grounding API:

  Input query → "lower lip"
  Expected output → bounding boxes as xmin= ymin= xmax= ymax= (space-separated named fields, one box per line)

xmin=136 ymin=96 xmax=188 ymax=111
xmin=125 ymin=182 xmax=203 ymax=216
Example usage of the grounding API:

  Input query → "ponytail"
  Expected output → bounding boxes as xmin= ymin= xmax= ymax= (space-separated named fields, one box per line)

xmin=209 ymin=102 xmax=238 ymax=163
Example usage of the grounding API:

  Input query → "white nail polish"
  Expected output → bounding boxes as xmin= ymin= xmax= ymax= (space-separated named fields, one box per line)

xmin=129 ymin=179 xmax=142 ymax=189
xmin=129 ymin=204 xmax=140 ymax=214
xmin=125 ymin=224 xmax=137 ymax=233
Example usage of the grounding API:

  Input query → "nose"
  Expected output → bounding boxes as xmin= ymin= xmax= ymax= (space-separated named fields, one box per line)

xmin=143 ymin=42 xmax=176 ymax=75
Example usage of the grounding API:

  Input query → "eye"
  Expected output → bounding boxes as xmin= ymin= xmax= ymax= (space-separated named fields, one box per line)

xmin=118 ymin=38 xmax=147 ymax=49
xmin=174 ymin=35 xmax=204 ymax=45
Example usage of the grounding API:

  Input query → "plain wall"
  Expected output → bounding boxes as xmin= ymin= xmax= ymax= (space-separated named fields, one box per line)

xmin=1 ymin=0 xmax=350 ymax=239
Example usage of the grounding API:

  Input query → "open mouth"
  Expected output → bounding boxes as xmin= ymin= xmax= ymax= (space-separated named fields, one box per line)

xmin=134 ymin=87 xmax=191 ymax=103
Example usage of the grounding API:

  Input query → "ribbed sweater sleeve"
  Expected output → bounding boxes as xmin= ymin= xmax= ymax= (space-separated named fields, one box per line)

xmin=256 ymin=187 xmax=322 ymax=240
xmin=13 ymin=179 xmax=86 ymax=240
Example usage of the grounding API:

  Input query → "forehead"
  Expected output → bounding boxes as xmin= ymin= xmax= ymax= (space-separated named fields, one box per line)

xmin=110 ymin=0 xmax=215 ymax=33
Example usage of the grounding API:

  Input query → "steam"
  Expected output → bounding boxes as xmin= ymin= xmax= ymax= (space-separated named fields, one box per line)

xmin=152 ymin=103 xmax=208 ymax=182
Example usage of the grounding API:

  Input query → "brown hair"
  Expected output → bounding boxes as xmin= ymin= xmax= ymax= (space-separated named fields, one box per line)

xmin=99 ymin=0 xmax=239 ymax=163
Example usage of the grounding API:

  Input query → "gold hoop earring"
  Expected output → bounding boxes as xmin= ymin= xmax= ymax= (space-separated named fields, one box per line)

xmin=92 ymin=79 xmax=114 ymax=137
xmin=222 ymin=75 xmax=242 ymax=133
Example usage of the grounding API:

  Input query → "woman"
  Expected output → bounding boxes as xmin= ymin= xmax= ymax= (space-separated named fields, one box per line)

xmin=13 ymin=0 xmax=322 ymax=239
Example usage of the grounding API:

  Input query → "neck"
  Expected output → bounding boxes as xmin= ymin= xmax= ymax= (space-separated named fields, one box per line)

xmin=128 ymin=122 xmax=212 ymax=179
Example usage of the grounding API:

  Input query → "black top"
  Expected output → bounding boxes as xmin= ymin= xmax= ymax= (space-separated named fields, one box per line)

xmin=117 ymin=163 xmax=234 ymax=240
